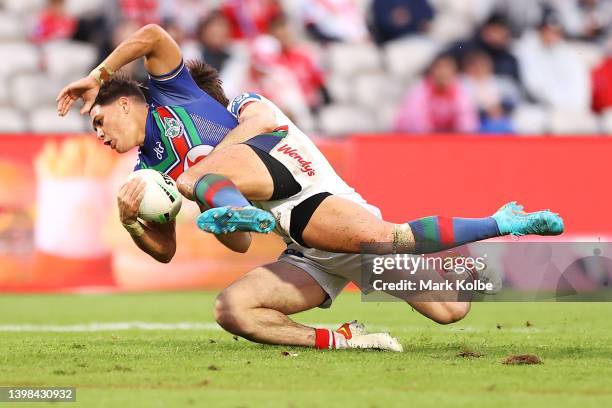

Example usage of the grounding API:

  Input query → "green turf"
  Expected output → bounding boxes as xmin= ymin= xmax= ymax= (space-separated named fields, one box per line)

xmin=0 ymin=292 xmax=611 ymax=407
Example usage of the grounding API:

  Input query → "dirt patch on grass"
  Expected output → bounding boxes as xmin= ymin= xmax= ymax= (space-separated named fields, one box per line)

xmin=457 ymin=349 xmax=484 ymax=358
xmin=502 ymin=354 xmax=542 ymax=365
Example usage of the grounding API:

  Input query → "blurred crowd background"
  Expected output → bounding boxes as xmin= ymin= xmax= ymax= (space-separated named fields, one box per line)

xmin=1 ymin=0 xmax=611 ymax=292
xmin=0 ymin=0 xmax=612 ymax=136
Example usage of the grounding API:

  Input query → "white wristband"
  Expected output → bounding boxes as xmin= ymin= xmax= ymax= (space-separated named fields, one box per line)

xmin=123 ymin=220 xmax=145 ymax=237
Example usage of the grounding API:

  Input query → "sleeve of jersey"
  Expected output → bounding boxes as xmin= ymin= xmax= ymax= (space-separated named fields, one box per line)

xmin=133 ymin=154 xmax=144 ymax=171
xmin=229 ymin=92 xmax=263 ymax=119
xmin=147 ymin=61 xmax=205 ymax=106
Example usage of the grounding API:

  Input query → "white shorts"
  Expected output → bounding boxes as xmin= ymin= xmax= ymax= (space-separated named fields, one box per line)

xmin=244 ymin=128 xmax=382 ymax=306
xmin=246 ymin=130 xmax=371 ymax=247
xmin=275 ymin=198 xmax=383 ymax=309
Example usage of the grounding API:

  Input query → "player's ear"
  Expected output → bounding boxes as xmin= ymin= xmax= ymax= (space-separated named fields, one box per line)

xmin=118 ymin=97 xmax=130 ymax=114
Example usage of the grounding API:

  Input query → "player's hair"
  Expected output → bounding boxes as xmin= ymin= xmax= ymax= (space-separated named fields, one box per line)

xmin=92 ymin=74 xmax=146 ymax=109
xmin=185 ymin=59 xmax=229 ymax=107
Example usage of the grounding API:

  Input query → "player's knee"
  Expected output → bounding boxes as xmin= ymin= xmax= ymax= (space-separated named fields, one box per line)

xmin=176 ymin=172 xmax=195 ymax=198
xmin=214 ymin=291 xmax=253 ymax=335
xmin=433 ymin=302 xmax=470 ymax=325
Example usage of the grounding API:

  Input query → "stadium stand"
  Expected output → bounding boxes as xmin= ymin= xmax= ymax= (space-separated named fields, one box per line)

xmin=0 ymin=0 xmax=609 ymax=135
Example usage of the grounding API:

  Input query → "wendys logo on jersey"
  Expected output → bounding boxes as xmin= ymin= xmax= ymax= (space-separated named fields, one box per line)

xmin=276 ymin=144 xmax=316 ymax=176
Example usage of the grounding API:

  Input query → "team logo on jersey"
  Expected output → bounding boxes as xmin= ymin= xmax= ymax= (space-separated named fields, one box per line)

xmin=162 ymin=117 xmax=184 ymax=139
xmin=184 ymin=145 xmax=214 ymax=170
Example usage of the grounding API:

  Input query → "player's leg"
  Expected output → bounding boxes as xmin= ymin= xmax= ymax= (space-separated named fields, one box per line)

xmin=178 ymin=144 xmax=274 ymax=202
xmin=297 ymin=196 xmax=564 ymax=254
xmin=409 ymin=302 xmax=471 ymax=325
xmin=176 ymin=144 xmax=278 ymax=234
xmin=183 ymin=145 xmax=564 ymax=253
xmin=215 ymin=260 xmax=402 ymax=351
xmin=214 ymin=262 xmax=325 ymax=346
xmin=359 ymin=255 xmax=473 ymax=324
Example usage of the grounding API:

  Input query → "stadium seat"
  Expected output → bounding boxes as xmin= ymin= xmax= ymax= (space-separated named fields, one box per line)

xmin=0 ymin=108 xmax=27 ymax=132
xmin=1 ymin=0 xmax=45 ymax=15
xmin=599 ymin=109 xmax=612 ymax=135
xmin=430 ymin=0 xmax=496 ymax=26
xmin=43 ymin=41 xmax=98 ymax=79
xmin=384 ymin=36 xmax=441 ymax=80
xmin=10 ymin=74 xmax=63 ymax=110
xmin=353 ymin=73 xmax=399 ymax=111
xmin=0 ymin=12 xmax=26 ymax=41
xmin=568 ymin=42 xmax=604 ymax=69
xmin=0 ymin=43 xmax=40 ymax=77
xmin=327 ymin=43 xmax=382 ymax=77
xmin=550 ymin=109 xmax=601 ymax=135
xmin=549 ymin=109 xmax=600 ymax=135
xmin=326 ymin=74 xmax=354 ymax=104
xmin=30 ymin=107 xmax=87 ymax=133
xmin=429 ymin=12 xmax=475 ymax=44
xmin=317 ymin=104 xmax=377 ymax=135
xmin=511 ymin=105 xmax=549 ymax=135
xmin=65 ymin=0 xmax=105 ymax=17
xmin=376 ymin=102 xmax=398 ymax=132
xmin=0 ymin=77 xmax=8 ymax=105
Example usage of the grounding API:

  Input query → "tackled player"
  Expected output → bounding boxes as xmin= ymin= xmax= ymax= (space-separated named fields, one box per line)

xmin=57 ymin=24 xmax=564 ymax=352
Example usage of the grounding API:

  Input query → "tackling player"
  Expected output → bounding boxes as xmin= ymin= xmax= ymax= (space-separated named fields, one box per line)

xmin=57 ymin=24 xmax=563 ymax=351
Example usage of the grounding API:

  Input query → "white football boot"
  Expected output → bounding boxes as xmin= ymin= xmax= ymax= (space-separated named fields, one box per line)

xmin=335 ymin=321 xmax=403 ymax=352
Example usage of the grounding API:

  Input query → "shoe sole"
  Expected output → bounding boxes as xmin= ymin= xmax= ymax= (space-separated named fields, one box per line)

xmin=197 ymin=207 xmax=276 ymax=234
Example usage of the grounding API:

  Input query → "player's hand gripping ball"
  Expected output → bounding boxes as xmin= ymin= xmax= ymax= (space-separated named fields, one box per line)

xmin=126 ymin=169 xmax=182 ymax=223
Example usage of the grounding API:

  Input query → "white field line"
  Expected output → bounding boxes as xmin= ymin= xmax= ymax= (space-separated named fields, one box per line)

xmin=0 ymin=322 xmax=542 ymax=334
xmin=0 ymin=322 xmax=222 ymax=332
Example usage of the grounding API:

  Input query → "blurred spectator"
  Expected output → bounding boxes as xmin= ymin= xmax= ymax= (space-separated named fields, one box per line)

xmin=448 ymin=14 xmax=521 ymax=84
xmin=221 ymin=0 xmax=282 ymax=39
xmin=551 ymin=0 xmax=612 ymax=42
xmin=300 ymin=0 xmax=370 ymax=43
xmin=369 ymin=0 xmax=435 ymax=45
xmin=112 ymin=20 xmax=149 ymax=83
xmin=248 ymin=35 xmax=314 ymax=130
xmin=268 ymin=15 xmax=327 ymax=110
xmin=462 ymin=51 xmax=522 ymax=133
xmin=192 ymin=11 xmax=234 ymax=74
xmin=30 ymin=0 xmax=77 ymax=44
xmin=186 ymin=11 xmax=249 ymax=100
xmin=591 ymin=39 xmax=612 ymax=113
xmin=394 ymin=54 xmax=478 ymax=133
xmin=119 ymin=0 xmax=161 ymax=26
xmin=159 ymin=0 xmax=210 ymax=37
xmin=491 ymin=0 xmax=546 ymax=37
xmin=516 ymin=11 xmax=591 ymax=111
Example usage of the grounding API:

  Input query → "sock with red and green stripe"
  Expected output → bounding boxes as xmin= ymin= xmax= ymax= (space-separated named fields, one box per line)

xmin=194 ymin=174 xmax=250 ymax=210
xmin=408 ymin=216 xmax=500 ymax=253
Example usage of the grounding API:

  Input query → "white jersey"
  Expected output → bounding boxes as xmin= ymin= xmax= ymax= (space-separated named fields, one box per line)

xmin=227 ymin=92 xmax=384 ymax=308
xmin=227 ymin=92 xmax=381 ymax=245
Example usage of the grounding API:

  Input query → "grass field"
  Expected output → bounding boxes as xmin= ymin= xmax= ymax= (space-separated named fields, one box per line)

xmin=1 ymin=292 xmax=611 ymax=407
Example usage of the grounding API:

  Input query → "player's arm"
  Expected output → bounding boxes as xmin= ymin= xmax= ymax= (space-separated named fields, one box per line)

xmin=57 ymin=24 xmax=182 ymax=115
xmin=213 ymin=101 xmax=278 ymax=151
xmin=118 ymin=177 xmax=177 ymax=263
xmin=196 ymin=203 xmax=252 ymax=253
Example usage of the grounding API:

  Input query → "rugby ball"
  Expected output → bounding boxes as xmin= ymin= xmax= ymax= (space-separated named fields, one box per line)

xmin=128 ymin=169 xmax=182 ymax=223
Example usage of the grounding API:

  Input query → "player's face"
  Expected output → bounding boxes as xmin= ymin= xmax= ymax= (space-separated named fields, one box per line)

xmin=90 ymin=98 xmax=142 ymax=154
